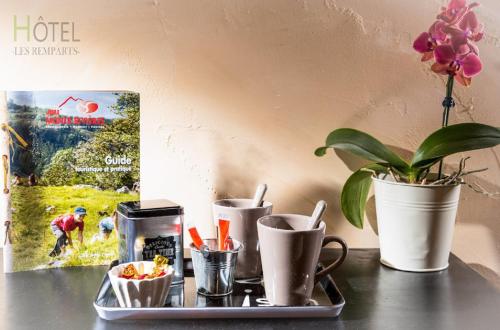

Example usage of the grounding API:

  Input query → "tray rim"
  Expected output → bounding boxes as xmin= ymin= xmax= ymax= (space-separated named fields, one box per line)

xmin=94 ymin=259 xmax=345 ymax=320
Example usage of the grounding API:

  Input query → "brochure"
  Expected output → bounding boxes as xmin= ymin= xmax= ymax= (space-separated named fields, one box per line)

xmin=3 ymin=91 xmax=140 ymax=272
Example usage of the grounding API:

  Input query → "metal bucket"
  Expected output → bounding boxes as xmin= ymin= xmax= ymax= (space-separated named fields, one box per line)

xmin=191 ymin=239 xmax=242 ymax=296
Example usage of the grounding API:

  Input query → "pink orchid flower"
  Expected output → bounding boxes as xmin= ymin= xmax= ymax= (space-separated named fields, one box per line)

xmin=437 ymin=0 xmax=478 ymax=25
xmin=413 ymin=32 xmax=435 ymax=61
xmin=413 ymin=0 xmax=483 ymax=86
xmin=432 ymin=45 xmax=481 ymax=86
xmin=412 ymin=21 xmax=449 ymax=61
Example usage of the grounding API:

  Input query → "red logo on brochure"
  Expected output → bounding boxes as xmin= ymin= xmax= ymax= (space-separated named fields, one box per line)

xmin=45 ymin=95 xmax=105 ymax=126
xmin=58 ymin=96 xmax=99 ymax=114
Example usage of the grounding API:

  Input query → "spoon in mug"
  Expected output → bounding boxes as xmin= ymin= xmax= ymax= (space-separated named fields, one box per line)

xmin=251 ymin=183 xmax=268 ymax=207
xmin=308 ymin=200 xmax=327 ymax=230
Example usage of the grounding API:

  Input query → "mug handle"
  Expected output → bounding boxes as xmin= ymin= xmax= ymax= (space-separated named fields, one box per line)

xmin=314 ymin=235 xmax=348 ymax=283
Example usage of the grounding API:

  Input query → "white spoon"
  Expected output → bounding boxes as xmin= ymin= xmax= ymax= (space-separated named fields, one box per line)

xmin=251 ymin=183 xmax=268 ymax=207
xmin=309 ymin=200 xmax=327 ymax=230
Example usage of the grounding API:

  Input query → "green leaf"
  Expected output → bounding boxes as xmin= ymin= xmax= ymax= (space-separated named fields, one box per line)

xmin=341 ymin=164 xmax=387 ymax=229
xmin=411 ymin=123 xmax=500 ymax=168
xmin=315 ymin=128 xmax=409 ymax=171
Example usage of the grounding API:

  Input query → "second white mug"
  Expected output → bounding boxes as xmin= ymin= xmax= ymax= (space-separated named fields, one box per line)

xmin=212 ymin=198 xmax=273 ymax=279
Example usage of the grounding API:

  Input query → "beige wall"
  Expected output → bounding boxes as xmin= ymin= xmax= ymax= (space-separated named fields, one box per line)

xmin=0 ymin=0 xmax=498 ymax=284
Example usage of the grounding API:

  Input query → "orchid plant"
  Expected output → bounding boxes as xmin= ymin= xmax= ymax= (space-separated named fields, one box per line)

xmin=413 ymin=0 xmax=484 ymax=177
xmin=315 ymin=0 xmax=500 ymax=229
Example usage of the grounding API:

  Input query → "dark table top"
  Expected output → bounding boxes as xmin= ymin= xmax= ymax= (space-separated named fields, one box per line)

xmin=1 ymin=249 xmax=499 ymax=330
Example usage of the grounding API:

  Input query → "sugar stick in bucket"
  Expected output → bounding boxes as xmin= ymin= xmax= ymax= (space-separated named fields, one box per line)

xmin=224 ymin=236 xmax=234 ymax=251
xmin=218 ymin=219 xmax=230 ymax=251
xmin=187 ymin=223 xmax=204 ymax=250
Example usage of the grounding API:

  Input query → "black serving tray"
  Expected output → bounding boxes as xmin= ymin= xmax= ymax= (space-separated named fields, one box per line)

xmin=94 ymin=259 xmax=345 ymax=320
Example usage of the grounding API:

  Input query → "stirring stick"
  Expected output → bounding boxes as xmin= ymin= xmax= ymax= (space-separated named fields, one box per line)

xmin=251 ymin=183 xmax=268 ymax=207
xmin=309 ymin=200 xmax=327 ymax=230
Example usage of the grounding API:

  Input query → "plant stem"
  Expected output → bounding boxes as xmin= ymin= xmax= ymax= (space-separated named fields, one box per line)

xmin=437 ymin=74 xmax=455 ymax=179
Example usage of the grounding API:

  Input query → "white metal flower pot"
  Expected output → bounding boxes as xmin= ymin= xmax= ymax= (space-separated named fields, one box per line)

xmin=373 ymin=176 xmax=461 ymax=272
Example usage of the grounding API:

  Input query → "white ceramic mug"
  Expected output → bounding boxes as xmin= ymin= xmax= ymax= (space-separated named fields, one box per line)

xmin=257 ymin=214 xmax=348 ymax=306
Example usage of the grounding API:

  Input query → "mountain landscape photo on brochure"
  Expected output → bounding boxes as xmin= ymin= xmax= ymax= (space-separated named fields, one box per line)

xmin=6 ymin=91 xmax=140 ymax=271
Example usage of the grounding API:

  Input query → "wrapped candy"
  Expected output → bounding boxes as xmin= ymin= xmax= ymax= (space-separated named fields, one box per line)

xmin=118 ymin=255 xmax=169 ymax=280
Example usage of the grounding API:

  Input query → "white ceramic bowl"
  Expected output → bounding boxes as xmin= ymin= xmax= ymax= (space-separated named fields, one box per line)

xmin=108 ymin=261 xmax=175 ymax=308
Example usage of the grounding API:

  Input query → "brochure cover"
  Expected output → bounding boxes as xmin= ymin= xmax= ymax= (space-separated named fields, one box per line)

xmin=4 ymin=91 xmax=139 ymax=272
